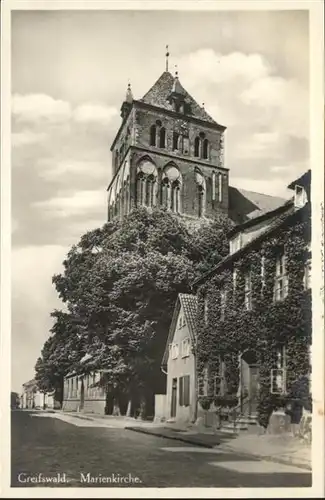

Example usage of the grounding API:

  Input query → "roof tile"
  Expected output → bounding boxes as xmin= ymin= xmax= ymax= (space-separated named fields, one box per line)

xmin=140 ymin=71 xmax=222 ymax=126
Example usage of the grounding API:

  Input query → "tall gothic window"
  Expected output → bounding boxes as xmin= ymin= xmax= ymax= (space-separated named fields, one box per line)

xmin=218 ymin=173 xmax=223 ymax=202
xmin=173 ymin=132 xmax=180 ymax=151
xmin=203 ymin=139 xmax=209 ymax=159
xmin=162 ymin=164 xmax=182 ymax=213
xmin=195 ymin=169 xmax=206 ymax=217
xmin=150 ymin=125 xmax=156 ymax=146
xmin=159 ymin=127 xmax=166 ymax=148
xmin=136 ymin=159 xmax=157 ymax=208
xmin=194 ymin=137 xmax=200 ymax=157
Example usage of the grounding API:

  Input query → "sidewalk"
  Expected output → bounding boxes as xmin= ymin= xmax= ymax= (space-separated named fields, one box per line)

xmin=59 ymin=411 xmax=311 ymax=471
xmin=217 ymin=433 xmax=311 ymax=471
xmin=125 ymin=422 xmax=311 ymax=471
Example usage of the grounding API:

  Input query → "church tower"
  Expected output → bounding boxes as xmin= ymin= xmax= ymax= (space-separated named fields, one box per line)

xmin=107 ymin=51 xmax=228 ymax=222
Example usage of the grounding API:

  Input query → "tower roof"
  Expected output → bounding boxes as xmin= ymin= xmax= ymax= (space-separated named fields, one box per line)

xmin=140 ymin=71 xmax=222 ymax=126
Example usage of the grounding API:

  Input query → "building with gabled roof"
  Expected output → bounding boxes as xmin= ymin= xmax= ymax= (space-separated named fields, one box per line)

xmin=160 ymin=293 xmax=199 ymax=425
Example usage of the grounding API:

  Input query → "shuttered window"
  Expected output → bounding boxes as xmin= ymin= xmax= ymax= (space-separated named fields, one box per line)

xmin=179 ymin=375 xmax=190 ymax=407
xmin=179 ymin=376 xmax=184 ymax=406
xmin=183 ymin=375 xmax=190 ymax=406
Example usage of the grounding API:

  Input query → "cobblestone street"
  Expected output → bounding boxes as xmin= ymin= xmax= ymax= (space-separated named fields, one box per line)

xmin=11 ymin=411 xmax=312 ymax=488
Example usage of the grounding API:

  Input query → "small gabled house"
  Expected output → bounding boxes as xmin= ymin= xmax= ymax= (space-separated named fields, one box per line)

xmin=21 ymin=379 xmax=55 ymax=410
xmin=161 ymin=293 xmax=198 ymax=425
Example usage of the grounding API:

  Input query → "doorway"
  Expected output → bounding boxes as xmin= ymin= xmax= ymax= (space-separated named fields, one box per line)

xmin=240 ymin=350 xmax=260 ymax=416
xmin=171 ymin=378 xmax=177 ymax=418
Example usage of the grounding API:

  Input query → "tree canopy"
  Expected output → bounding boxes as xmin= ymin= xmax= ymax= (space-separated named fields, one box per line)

xmin=35 ymin=208 xmax=233 ymax=413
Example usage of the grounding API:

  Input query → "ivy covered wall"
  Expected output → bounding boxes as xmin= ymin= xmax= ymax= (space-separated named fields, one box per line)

xmin=195 ymin=204 xmax=312 ymax=427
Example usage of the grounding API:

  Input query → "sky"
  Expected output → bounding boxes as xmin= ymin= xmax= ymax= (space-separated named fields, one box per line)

xmin=11 ymin=9 xmax=310 ymax=393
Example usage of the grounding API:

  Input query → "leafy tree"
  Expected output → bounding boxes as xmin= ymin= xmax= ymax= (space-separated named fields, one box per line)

xmin=37 ymin=207 xmax=232 ymax=417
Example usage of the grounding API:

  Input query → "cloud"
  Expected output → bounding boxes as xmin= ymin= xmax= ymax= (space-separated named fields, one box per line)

xmin=178 ymin=48 xmax=308 ymax=141
xmin=12 ymin=129 xmax=48 ymax=147
xmin=12 ymin=244 xmax=68 ymax=392
xmin=73 ymin=103 xmax=118 ymax=125
xmin=32 ymin=189 xmax=107 ymax=218
xmin=12 ymin=93 xmax=71 ymax=124
xmin=37 ymin=159 xmax=108 ymax=182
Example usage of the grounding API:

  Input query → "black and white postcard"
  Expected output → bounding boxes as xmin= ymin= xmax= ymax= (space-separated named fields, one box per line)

xmin=1 ymin=0 xmax=324 ymax=497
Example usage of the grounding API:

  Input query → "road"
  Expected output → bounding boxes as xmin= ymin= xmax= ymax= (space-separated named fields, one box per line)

xmin=11 ymin=411 xmax=311 ymax=488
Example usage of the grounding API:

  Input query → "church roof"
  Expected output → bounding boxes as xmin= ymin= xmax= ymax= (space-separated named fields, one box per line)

xmin=228 ymin=186 xmax=288 ymax=224
xmin=140 ymin=71 xmax=223 ymax=127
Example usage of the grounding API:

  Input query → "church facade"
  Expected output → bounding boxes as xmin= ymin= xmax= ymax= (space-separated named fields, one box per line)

xmin=107 ymin=70 xmax=229 ymax=222
xmin=107 ymin=69 xmax=286 ymax=226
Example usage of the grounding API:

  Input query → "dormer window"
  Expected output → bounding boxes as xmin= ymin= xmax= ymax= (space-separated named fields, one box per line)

xmin=294 ymin=185 xmax=307 ymax=208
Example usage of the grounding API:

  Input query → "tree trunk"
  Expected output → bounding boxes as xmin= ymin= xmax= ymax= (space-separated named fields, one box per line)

xmin=139 ymin=398 xmax=146 ymax=420
xmin=126 ymin=399 xmax=132 ymax=417
xmin=112 ymin=399 xmax=121 ymax=416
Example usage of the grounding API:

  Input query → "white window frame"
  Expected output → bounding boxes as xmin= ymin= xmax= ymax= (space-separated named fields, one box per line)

xmin=218 ymin=173 xmax=223 ymax=202
xmin=220 ymin=289 xmax=227 ymax=321
xmin=244 ymin=270 xmax=252 ymax=311
xmin=214 ymin=375 xmax=222 ymax=396
xmin=304 ymin=258 xmax=311 ymax=290
xmin=233 ymin=268 xmax=237 ymax=292
xmin=270 ymin=368 xmax=286 ymax=394
xmin=261 ymin=256 xmax=266 ymax=290
xmin=212 ymin=171 xmax=216 ymax=201
xmin=230 ymin=234 xmax=242 ymax=254
xmin=271 ymin=345 xmax=287 ymax=394
xmin=274 ymin=253 xmax=289 ymax=301
xmin=171 ymin=343 xmax=179 ymax=360
xmin=181 ymin=338 xmax=191 ymax=358
xmin=204 ymin=296 xmax=209 ymax=324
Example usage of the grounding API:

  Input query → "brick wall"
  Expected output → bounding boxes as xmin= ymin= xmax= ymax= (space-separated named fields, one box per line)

xmin=107 ymin=103 xmax=229 ymax=221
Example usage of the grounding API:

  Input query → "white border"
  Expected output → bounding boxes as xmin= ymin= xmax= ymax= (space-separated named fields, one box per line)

xmin=1 ymin=0 xmax=324 ymax=498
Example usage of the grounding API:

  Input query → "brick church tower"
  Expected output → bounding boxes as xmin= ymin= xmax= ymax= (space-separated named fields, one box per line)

xmin=107 ymin=60 xmax=229 ymax=222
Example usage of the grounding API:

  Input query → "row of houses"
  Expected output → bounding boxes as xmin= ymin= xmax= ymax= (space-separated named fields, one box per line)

xmin=159 ymin=170 xmax=312 ymax=429
xmin=20 ymin=379 xmax=56 ymax=410
xmin=59 ymin=169 xmax=312 ymax=433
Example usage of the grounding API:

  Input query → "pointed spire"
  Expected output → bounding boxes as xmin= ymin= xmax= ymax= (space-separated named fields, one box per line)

xmin=125 ymin=81 xmax=133 ymax=103
xmin=165 ymin=45 xmax=170 ymax=72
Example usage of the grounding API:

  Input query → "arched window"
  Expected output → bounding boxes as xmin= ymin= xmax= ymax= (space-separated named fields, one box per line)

xmin=171 ymin=180 xmax=181 ymax=213
xmin=123 ymin=180 xmax=129 ymax=216
xmin=218 ymin=173 xmax=223 ymax=203
xmin=203 ymin=139 xmax=209 ymax=159
xmin=173 ymin=132 xmax=179 ymax=151
xmin=150 ymin=125 xmax=156 ymax=146
xmin=212 ymin=171 xmax=216 ymax=201
xmin=136 ymin=158 xmax=157 ymax=207
xmin=162 ymin=164 xmax=182 ymax=213
xmin=159 ymin=127 xmax=166 ymax=148
xmin=198 ymin=186 xmax=204 ymax=217
xmin=194 ymin=137 xmax=200 ymax=157
xmin=195 ymin=169 xmax=206 ymax=217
